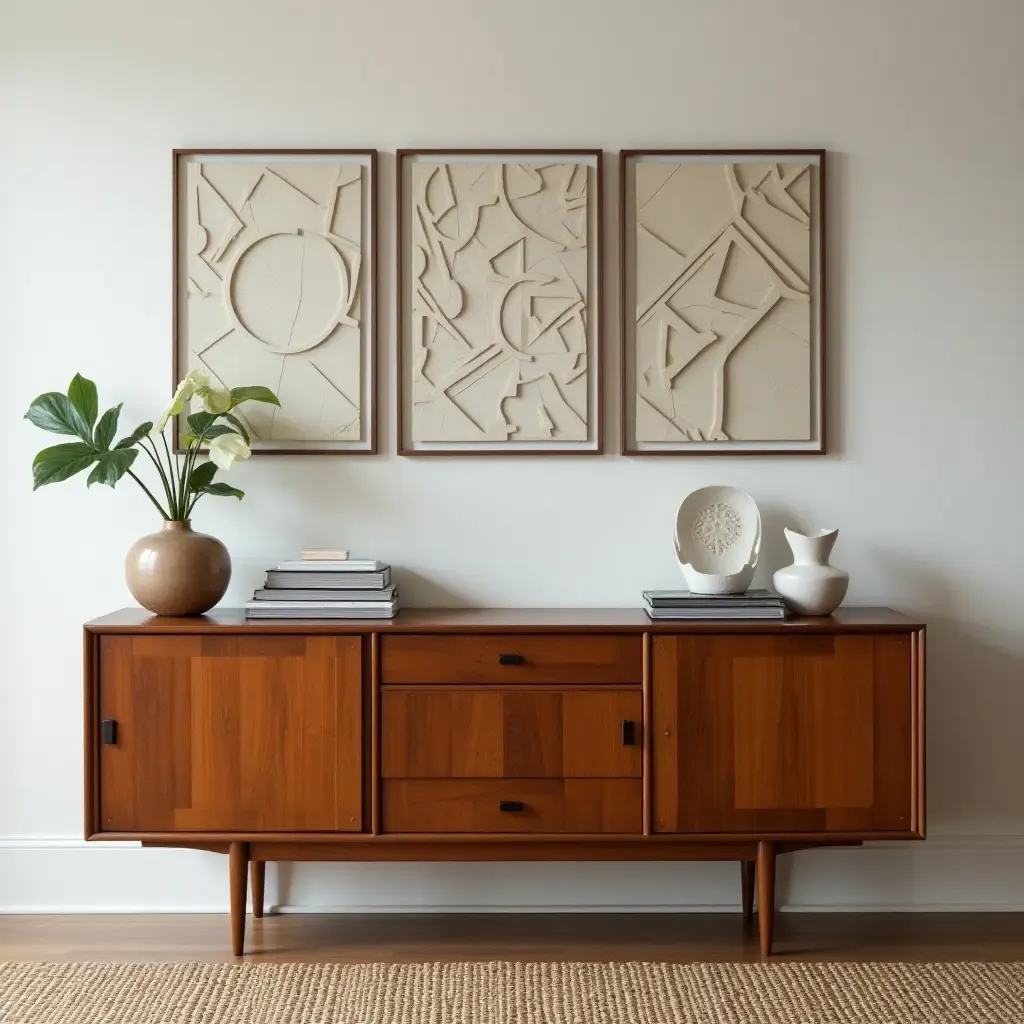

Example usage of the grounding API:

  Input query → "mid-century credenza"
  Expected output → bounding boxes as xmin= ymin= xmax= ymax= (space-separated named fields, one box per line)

xmin=83 ymin=607 xmax=925 ymax=955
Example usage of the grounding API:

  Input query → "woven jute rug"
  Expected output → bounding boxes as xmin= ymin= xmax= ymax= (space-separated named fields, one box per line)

xmin=1 ymin=961 xmax=1022 ymax=1023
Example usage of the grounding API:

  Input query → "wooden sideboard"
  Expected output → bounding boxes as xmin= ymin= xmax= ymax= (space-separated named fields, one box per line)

xmin=83 ymin=607 xmax=925 ymax=955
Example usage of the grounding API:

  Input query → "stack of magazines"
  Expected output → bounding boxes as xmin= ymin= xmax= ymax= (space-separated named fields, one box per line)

xmin=643 ymin=589 xmax=788 ymax=620
xmin=246 ymin=550 xmax=398 ymax=619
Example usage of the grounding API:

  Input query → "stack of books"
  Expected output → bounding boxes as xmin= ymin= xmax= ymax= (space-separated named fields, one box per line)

xmin=245 ymin=549 xmax=398 ymax=619
xmin=642 ymin=589 xmax=788 ymax=620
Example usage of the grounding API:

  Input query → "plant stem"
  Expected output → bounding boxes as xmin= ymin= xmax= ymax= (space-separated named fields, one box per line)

xmin=180 ymin=422 xmax=213 ymax=521
xmin=180 ymin=441 xmax=197 ymax=519
xmin=127 ymin=469 xmax=170 ymax=520
xmin=139 ymin=436 xmax=177 ymax=519
xmin=161 ymin=431 xmax=179 ymax=510
xmin=177 ymin=436 xmax=195 ymax=521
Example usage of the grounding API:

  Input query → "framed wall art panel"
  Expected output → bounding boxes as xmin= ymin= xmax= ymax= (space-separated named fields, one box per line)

xmin=620 ymin=150 xmax=825 ymax=455
xmin=173 ymin=149 xmax=378 ymax=453
xmin=397 ymin=149 xmax=603 ymax=455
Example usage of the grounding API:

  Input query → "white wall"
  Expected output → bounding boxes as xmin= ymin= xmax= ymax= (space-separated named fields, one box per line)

xmin=1 ymin=0 xmax=1023 ymax=913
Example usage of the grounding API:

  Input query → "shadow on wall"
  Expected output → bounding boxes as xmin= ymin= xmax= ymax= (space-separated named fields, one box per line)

xmin=870 ymin=546 xmax=1024 ymax=835
xmin=392 ymin=568 xmax=474 ymax=609
xmin=754 ymin=503 xmax=812 ymax=586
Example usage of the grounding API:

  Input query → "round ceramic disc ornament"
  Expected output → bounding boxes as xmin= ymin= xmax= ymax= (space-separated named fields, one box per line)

xmin=674 ymin=486 xmax=762 ymax=594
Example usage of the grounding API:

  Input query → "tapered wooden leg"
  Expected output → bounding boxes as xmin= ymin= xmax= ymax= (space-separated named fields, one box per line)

xmin=740 ymin=860 xmax=755 ymax=920
xmin=250 ymin=860 xmax=265 ymax=919
xmin=228 ymin=842 xmax=249 ymax=956
xmin=756 ymin=841 xmax=776 ymax=955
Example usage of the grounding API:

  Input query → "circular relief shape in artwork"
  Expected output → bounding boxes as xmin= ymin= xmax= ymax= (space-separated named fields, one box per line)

xmin=692 ymin=502 xmax=743 ymax=555
xmin=226 ymin=231 xmax=347 ymax=354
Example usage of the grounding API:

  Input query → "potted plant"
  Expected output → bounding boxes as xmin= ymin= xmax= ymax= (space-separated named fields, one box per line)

xmin=25 ymin=370 xmax=280 ymax=615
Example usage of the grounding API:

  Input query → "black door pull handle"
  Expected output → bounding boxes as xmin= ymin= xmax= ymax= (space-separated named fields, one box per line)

xmin=621 ymin=720 xmax=637 ymax=746
xmin=498 ymin=653 xmax=523 ymax=666
xmin=499 ymin=800 xmax=525 ymax=812
xmin=101 ymin=719 xmax=118 ymax=745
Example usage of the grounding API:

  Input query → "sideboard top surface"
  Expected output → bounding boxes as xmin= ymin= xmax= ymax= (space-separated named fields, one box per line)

xmin=85 ymin=607 xmax=924 ymax=634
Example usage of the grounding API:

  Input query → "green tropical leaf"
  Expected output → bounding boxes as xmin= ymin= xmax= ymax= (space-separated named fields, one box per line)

xmin=114 ymin=421 xmax=153 ymax=449
xmin=187 ymin=460 xmax=218 ymax=492
xmin=200 ymin=424 xmax=240 ymax=441
xmin=24 ymin=392 xmax=92 ymax=441
xmin=32 ymin=442 xmax=98 ymax=489
xmin=86 ymin=448 xmax=138 ymax=488
xmin=223 ymin=413 xmax=250 ymax=444
xmin=228 ymin=386 xmax=280 ymax=409
xmin=186 ymin=411 xmax=217 ymax=437
xmin=67 ymin=374 xmax=98 ymax=430
xmin=93 ymin=403 xmax=122 ymax=450
xmin=197 ymin=481 xmax=244 ymax=500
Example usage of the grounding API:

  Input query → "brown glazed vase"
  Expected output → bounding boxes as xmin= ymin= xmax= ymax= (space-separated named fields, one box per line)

xmin=125 ymin=521 xmax=231 ymax=616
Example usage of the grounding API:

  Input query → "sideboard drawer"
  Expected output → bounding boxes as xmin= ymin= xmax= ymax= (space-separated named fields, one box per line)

xmin=381 ymin=634 xmax=643 ymax=684
xmin=382 ymin=688 xmax=642 ymax=778
xmin=382 ymin=779 xmax=642 ymax=833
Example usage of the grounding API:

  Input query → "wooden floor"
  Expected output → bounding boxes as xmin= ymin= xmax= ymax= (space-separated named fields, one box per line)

xmin=1 ymin=913 xmax=1022 ymax=963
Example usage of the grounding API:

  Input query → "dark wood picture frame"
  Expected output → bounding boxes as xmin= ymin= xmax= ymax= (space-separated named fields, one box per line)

xmin=172 ymin=148 xmax=379 ymax=455
xmin=396 ymin=148 xmax=605 ymax=456
xmin=619 ymin=149 xmax=827 ymax=456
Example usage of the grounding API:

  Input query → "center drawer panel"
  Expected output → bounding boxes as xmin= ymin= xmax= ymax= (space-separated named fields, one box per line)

xmin=380 ymin=634 xmax=643 ymax=685
xmin=382 ymin=779 xmax=643 ymax=833
xmin=382 ymin=688 xmax=642 ymax=779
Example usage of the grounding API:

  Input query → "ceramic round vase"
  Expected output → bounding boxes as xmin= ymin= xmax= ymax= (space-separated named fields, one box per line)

xmin=772 ymin=528 xmax=849 ymax=616
xmin=125 ymin=521 xmax=231 ymax=616
xmin=674 ymin=485 xmax=762 ymax=594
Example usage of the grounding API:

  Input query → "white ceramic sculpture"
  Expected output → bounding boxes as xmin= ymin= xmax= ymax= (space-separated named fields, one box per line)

xmin=674 ymin=486 xmax=761 ymax=595
xmin=772 ymin=528 xmax=849 ymax=615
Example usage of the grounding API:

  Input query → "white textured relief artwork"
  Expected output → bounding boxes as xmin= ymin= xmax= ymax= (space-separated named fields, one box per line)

xmin=407 ymin=161 xmax=592 ymax=445
xmin=181 ymin=158 xmax=368 ymax=445
xmin=634 ymin=161 xmax=815 ymax=445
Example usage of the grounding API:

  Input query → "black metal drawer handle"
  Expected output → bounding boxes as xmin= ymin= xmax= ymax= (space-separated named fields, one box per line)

xmin=621 ymin=720 xmax=637 ymax=746
xmin=498 ymin=653 xmax=524 ymax=666
xmin=101 ymin=719 xmax=118 ymax=745
xmin=499 ymin=800 xmax=525 ymax=813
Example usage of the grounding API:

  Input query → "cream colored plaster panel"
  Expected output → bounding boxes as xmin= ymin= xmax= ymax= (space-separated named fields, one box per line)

xmin=181 ymin=158 xmax=369 ymax=446
xmin=634 ymin=161 xmax=814 ymax=445
xmin=407 ymin=162 xmax=592 ymax=445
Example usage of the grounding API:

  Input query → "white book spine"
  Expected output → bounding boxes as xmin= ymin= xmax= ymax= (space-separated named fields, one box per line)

xmin=274 ymin=560 xmax=385 ymax=572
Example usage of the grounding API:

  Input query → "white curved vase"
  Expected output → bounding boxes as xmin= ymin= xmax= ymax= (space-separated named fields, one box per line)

xmin=674 ymin=486 xmax=761 ymax=595
xmin=773 ymin=528 xmax=849 ymax=616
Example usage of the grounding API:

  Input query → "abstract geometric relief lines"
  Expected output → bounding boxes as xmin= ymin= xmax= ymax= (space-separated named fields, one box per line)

xmin=173 ymin=150 xmax=377 ymax=453
xmin=621 ymin=150 xmax=825 ymax=455
xmin=398 ymin=150 xmax=602 ymax=454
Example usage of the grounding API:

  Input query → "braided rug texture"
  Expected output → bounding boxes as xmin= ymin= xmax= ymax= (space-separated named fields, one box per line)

xmin=1 ymin=961 xmax=1022 ymax=1023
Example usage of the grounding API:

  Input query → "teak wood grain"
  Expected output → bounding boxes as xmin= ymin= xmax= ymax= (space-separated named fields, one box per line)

xmin=381 ymin=688 xmax=642 ymax=779
xmin=382 ymin=779 xmax=642 ymax=834
xmin=381 ymin=634 xmax=643 ymax=684
xmin=651 ymin=634 xmax=919 ymax=833
xmin=86 ymin=607 xmax=923 ymax=634
xmin=82 ymin=607 xmax=925 ymax=957
xmin=9 ymin=911 xmax=1024 ymax=963
xmin=96 ymin=635 xmax=363 ymax=833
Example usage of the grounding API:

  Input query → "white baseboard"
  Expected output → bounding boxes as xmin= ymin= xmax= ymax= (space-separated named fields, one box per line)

xmin=0 ymin=835 xmax=1021 ymax=914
